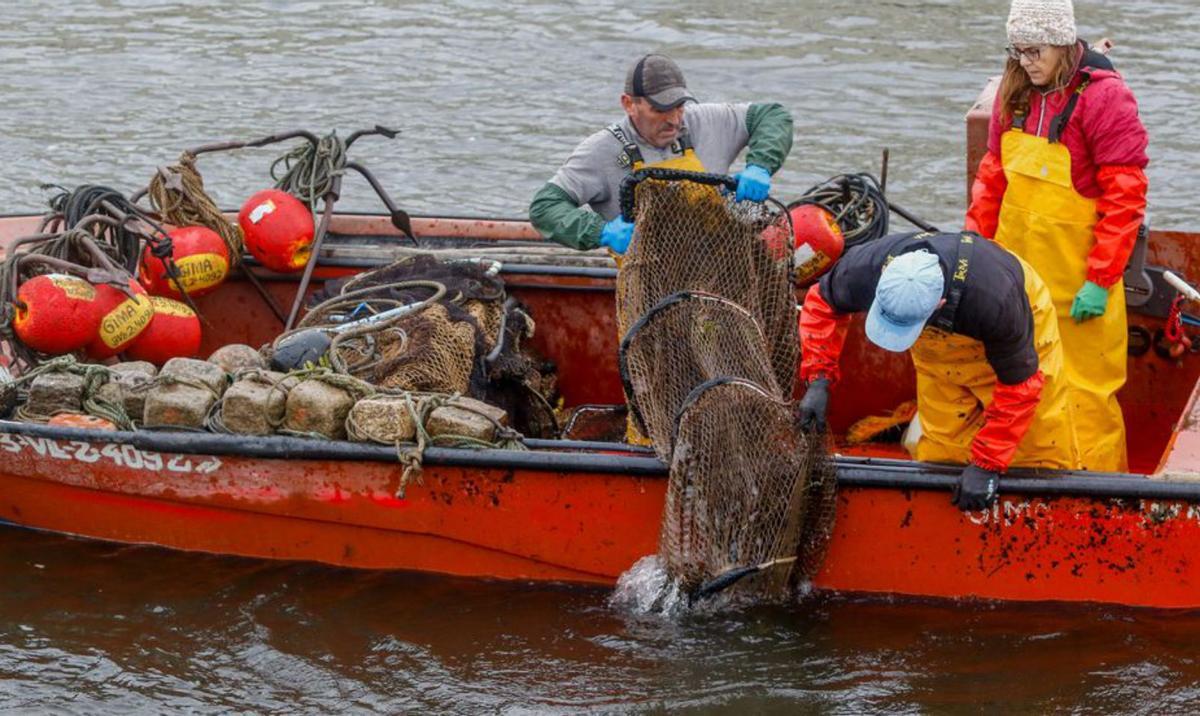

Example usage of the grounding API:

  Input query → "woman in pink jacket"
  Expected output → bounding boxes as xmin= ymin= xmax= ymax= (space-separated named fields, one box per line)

xmin=965 ymin=0 xmax=1148 ymax=472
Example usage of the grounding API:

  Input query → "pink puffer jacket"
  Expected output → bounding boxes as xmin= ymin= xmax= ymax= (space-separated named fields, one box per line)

xmin=986 ymin=42 xmax=1148 ymax=199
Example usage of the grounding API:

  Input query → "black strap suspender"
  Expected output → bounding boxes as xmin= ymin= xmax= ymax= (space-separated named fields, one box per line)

xmin=1009 ymin=70 xmax=1092 ymax=143
xmin=930 ymin=233 xmax=975 ymax=332
xmin=607 ymin=123 xmax=693 ymax=168
xmin=607 ymin=124 xmax=644 ymax=168
xmin=1049 ymin=72 xmax=1091 ymax=144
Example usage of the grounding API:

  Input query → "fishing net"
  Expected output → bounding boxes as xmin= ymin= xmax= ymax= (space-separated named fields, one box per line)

xmin=615 ymin=168 xmax=798 ymax=396
xmin=614 ymin=168 xmax=836 ymax=600
xmin=373 ymin=302 xmax=477 ymax=393
xmin=619 ymin=291 xmax=780 ymax=462
xmin=301 ymin=254 xmax=559 ymax=438
xmin=664 ymin=378 xmax=836 ymax=596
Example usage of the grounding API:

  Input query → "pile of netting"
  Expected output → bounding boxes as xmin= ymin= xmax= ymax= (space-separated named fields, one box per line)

xmin=615 ymin=168 xmax=837 ymax=602
xmin=296 ymin=254 xmax=559 ymax=438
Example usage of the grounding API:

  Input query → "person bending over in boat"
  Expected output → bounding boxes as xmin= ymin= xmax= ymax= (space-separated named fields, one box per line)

xmin=965 ymin=0 xmax=1148 ymax=472
xmin=528 ymin=53 xmax=793 ymax=254
xmin=797 ymin=231 xmax=1082 ymax=512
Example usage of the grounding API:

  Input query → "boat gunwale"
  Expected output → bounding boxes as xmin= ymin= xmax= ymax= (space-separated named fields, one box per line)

xmin=3 ymin=419 xmax=1198 ymax=502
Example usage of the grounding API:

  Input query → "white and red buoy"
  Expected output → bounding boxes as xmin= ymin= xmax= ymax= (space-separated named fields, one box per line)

xmin=237 ymin=189 xmax=315 ymax=273
xmin=789 ymin=204 xmax=845 ymax=285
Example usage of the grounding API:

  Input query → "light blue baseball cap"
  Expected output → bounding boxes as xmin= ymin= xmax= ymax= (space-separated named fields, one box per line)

xmin=865 ymin=250 xmax=945 ymax=352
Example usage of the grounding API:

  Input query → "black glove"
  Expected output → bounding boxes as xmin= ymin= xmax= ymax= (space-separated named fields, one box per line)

xmin=798 ymin=378 xmax=831 ymax=432
xmin=951 ymin=464 xmax=1000 ymax=511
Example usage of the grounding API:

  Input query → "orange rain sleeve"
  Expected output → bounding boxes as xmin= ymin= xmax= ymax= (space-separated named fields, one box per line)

xmin=799 ymin=283 xmax=851 ymax=385
xmin=964 ymin=151 xmax=1008 ymax=240
xmin=970 ymin=370 xmax=1045 ymax=471
xmin=1087 ymin=164 xmax=1149 ymax=288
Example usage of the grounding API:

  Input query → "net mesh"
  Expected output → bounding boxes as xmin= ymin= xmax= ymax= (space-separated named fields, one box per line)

xmin=614 ymin=169 xmax=837 ymax=600
xmin=302 ymin=254 xmax=559 ymax=437
xmin=665 ymin=378 xmax=836 ymax=596
xmin=619 ymin=291 xmax=780 ymax=463
xmin=373 ymin=302 xmax=478 ymax=394
xmin=615 ymin=171 xmax=798 ymax=396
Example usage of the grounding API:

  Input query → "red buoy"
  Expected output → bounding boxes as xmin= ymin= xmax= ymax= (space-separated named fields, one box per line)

xmin=789 ymin=204 xmax=845 ymax=285
xmin=85 ymin=280 xmax=154 ymax=360
xmin=237 ymin=189 xmax=315 ymax=273
xmin=11 ymin=274 xmax=101 ymax=354
xmin=759 ymin=223 xmax=792 ymax=261
xmin=124 ymin=296 xmax=202 ymax=365
xmin=139 ymin=225 xmax=230 ymax=298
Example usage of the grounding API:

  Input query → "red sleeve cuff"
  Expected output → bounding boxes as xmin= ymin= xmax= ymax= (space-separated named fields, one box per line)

xmin=799 ymin=284 xmax=850 ymax=386
xmin=970 ymin=370 xmax=1045 ymax=471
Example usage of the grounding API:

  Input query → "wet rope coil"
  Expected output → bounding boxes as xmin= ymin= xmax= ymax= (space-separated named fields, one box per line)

xmin=788 ymin=173 xmax=889 ymax=248
xmin=271 ymin=131 xmax=347 ymax=210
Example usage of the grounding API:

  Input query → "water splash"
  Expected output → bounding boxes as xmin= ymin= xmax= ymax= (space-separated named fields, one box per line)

xmin=608 ymin=555 xmax=689 ymax=617
xmin=612 ymin=554 xmax=822 ymax=617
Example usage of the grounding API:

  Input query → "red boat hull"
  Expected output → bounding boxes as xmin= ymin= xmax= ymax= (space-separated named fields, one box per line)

xmin=4 ymin=209 xmax=1200 ymax=608
xmin=2 ymin=423 xmax=1200 ymax=607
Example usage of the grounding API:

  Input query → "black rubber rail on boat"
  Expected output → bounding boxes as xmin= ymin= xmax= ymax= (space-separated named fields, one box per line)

xmin=2 ymin=420 xmax=1199 ymax=501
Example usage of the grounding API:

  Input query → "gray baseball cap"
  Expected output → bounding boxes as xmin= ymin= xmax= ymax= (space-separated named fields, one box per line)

xmin=624 ymin=54 xmax=697 ymax=111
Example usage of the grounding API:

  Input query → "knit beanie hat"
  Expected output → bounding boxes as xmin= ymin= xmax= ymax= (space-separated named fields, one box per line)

xmin=1007 ymin=0 xmax=1077 ymax=47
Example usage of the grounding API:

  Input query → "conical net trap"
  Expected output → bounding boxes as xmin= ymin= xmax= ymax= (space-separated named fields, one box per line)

xmin=615 ymin=168 xmax=837 ymax=600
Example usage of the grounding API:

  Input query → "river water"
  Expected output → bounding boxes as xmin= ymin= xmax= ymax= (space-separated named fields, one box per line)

xmin=2 ymin=0 xmax=1200 ymax=712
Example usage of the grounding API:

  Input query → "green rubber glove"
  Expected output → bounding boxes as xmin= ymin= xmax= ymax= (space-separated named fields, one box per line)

xmin=1070 ymin=280 xmax=1109 ymax=322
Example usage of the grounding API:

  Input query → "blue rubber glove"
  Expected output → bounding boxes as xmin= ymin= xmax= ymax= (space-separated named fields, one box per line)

xmin=599 ymin=215 xmax=634 ymax=255
xmin=1070 ymin=280 xmax=1109 ymax=322
xmin=733 ymin=164 xmax=772 ymax=203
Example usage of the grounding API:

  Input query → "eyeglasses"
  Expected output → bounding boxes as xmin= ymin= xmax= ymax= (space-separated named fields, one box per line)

xmin=1005 ymin=45 xmax=1045 ymax=62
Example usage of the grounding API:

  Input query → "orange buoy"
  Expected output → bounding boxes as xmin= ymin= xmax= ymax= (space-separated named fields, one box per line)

xmin=124 ymin=296 xmax=202 ymax=365
xmin=759 ymin=223 xmax=792 ymax=261
xmin=47 ymin=413 xmax=117 ymax=431
xmin=789 ymin=204 xmax=845 ymax=285
xmin=84 ymin=279 xmax=154 ymax=360
xmin=139 ymin=225 xmax=230 ymax=298
xmin=238 ymin=189 xmax=315 ymax=273
xmin=11 ymin=273 xmax=101 ymax=354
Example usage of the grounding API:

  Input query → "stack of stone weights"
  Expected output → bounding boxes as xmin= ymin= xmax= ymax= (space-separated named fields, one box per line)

xmin=615 ymin=178 xmax=798 ymax=396
xmin=664 ymin=377 xmax=836 ymax=597
xmin=617 ymin=291 xmax=780 ymax=463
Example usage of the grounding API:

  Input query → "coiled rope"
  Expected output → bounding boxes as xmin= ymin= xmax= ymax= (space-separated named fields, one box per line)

xmin=271 ymin=131 xmax=347 ymax=210
xmin=788 ymin=173 xmax=890 ymax=247
xmin=147 ymin=152 xmax=245 ymax=263
xmin=267 ymin=279 xmax=448 ymax=377
xmin=44 ymin=184 xmax=181 ymax=275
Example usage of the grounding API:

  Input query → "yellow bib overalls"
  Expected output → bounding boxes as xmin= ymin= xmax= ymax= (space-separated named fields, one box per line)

xmin=992 ymin=82 xmax=1128 ymax=472
xmin=907 ymin=240 xmax=1081 ymax=470
xmin=610 ymin=124 xmax=710 ymax=445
